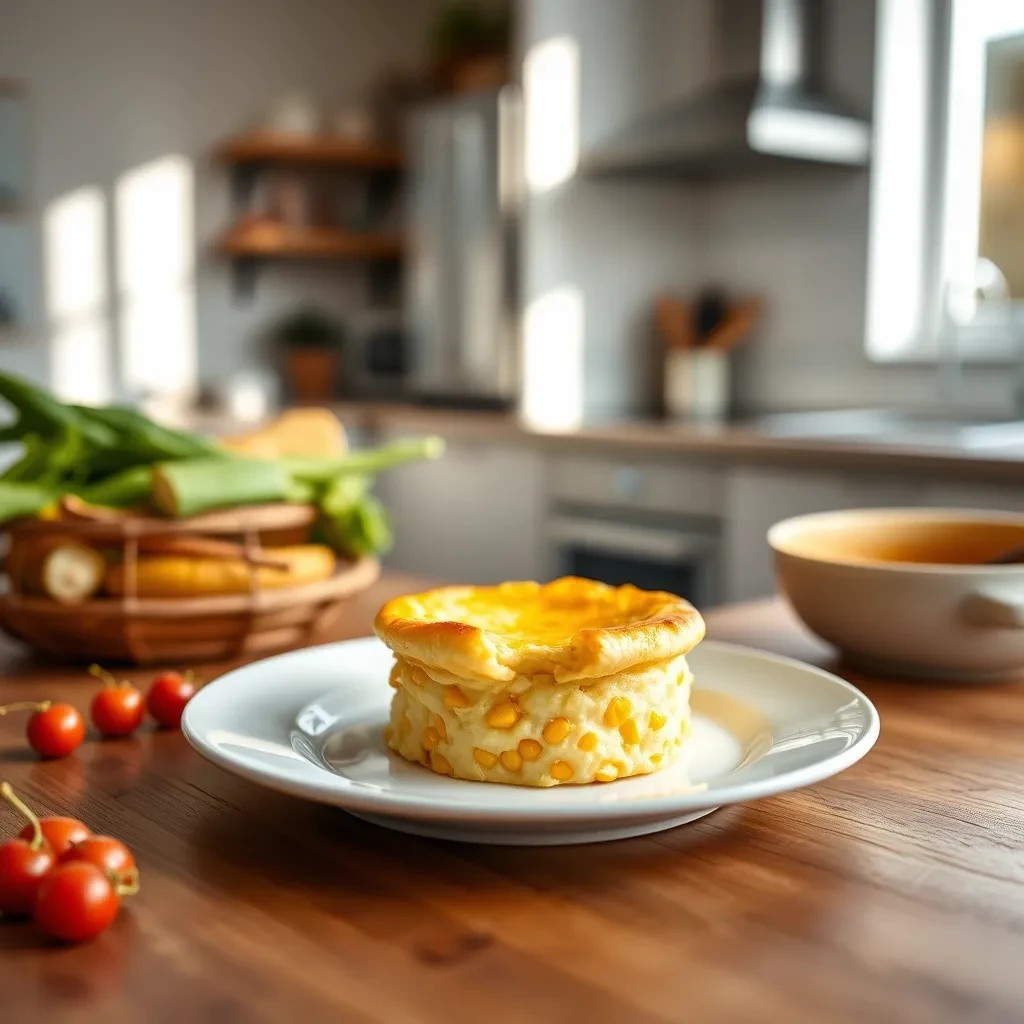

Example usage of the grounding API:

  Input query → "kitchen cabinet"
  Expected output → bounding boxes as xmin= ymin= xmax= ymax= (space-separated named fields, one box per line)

xmin=372 ymin=430 xmax=545 ymax=583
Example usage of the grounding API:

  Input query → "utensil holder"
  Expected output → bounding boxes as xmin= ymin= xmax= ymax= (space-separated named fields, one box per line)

xmin=664 ymin=348 xmax=730 ymax=423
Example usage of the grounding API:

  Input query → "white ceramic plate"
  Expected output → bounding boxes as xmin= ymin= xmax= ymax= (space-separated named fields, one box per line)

xmin=183 ymin=638 xmax=879 ymax=845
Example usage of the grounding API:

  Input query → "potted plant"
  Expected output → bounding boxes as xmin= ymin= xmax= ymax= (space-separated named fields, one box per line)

xmin=267 ymin=307 xmax=345 ymax=403
xmin=430 ymin=1 xmax=511 ymax=94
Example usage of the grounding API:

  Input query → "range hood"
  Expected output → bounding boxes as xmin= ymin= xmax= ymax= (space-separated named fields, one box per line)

xmin=583 ymin=0 xmax=871 ymax=178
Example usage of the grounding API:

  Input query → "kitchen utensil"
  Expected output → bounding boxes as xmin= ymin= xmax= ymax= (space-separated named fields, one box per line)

xmin=704 ymin=298 xmax=761 ymax=351
xmin=653 ymin=295 xmax=694 ymax=349
xmin=770 ymin=508 xmax=1024 ymax=680
xmin=182 ymin=636 xmax=878 ymax=846
xmin=695 ymin=288 xmax=727 ymax=342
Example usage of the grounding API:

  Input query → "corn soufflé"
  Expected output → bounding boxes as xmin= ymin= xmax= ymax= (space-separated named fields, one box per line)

xmin=374 ymin=577 xmax=705 ymax=786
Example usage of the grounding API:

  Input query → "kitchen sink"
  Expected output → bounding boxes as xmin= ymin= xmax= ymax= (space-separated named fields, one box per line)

xmin=752 ymin=409 xmax=1024 ymax=450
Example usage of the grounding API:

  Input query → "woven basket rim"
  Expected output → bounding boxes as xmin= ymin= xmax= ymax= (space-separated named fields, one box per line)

xmin=6 ymin=502 xmax=319 ymax=538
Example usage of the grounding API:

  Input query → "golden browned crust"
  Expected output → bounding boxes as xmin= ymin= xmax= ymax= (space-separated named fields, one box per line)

xmin=374 ymin=577 xmax=705 ymax=683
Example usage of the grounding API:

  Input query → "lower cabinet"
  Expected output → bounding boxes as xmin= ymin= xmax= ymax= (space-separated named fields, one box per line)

xmin=724 ymin=468 xmax=846 ymax=602
xmin=372 ymin=431 xmax=545 ymax=584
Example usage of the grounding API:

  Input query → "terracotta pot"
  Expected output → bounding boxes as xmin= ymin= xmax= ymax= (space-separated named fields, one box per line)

xmin=452 ymin=52 xmax=508 ymax=93
xmin=434 ymin=52 xmax=509 ymax=94
xmin=283 ymin=348 xmax=339 ymax=402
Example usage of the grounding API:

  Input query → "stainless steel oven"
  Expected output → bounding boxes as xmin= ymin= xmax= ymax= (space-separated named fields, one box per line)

xmin=544 ymin=455 xmax=723 ymax=607
xmin=548 ymin=510 xmax=720 ymax=607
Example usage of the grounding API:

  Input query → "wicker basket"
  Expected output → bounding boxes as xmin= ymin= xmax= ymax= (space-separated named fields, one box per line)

xmin=0 ymin=503 xmax=380 ymax=664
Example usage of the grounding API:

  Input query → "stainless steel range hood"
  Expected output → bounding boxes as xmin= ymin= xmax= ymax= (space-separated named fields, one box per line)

xmin=583 ymin=0 xmax=871 ymax=178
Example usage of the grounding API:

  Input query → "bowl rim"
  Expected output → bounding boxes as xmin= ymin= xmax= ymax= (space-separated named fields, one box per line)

xmin=767 ymin=506 xmax=1024 ymax=575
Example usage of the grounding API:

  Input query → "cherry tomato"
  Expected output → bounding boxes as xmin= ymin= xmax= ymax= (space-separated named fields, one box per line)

xmin=63 ymin=835 xmax=135 ymax=881
xmin=0 ymin=838 xmax=55 ymax=917
xmin=19 ymin=816 xmax=90 ymax=857
xmin=146 ymin=671 xmax=197 ymax=729
xmin=25 ymin=704 xmax=85 ymax=759
xmin=90 ymin=688 xmax=144 ymax=737
xmin=89 ymin=666 xmax=144 ymax=737
xmin=0 ymin=783 xmax=58 ymax=916
xmin=34 ymin=862 xmax=120 ymax=943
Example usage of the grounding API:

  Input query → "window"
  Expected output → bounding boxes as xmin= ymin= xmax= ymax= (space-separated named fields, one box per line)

xmin=867 ymin=0 xmax=1024 ymax=363
xmin=115 ymin=155 xmax=197 ymax=399
xmin=44 ymin=187 xmax=112 ymax=404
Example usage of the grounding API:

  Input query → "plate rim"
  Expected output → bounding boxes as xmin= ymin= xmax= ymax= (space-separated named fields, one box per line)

xmin=183 ymin=637 xmax=880 ymax=824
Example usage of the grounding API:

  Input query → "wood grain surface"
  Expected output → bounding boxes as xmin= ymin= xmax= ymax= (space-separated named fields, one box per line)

xmin=0 ymin=573 xmax=1021 ymax=1024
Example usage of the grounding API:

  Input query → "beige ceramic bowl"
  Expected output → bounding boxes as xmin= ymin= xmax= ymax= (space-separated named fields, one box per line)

xmin=769 ymin=508 xmax=1024 ymax=681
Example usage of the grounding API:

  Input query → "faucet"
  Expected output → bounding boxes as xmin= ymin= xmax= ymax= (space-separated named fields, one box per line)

xmin=938 ymin=258 xmax=1016 ymax=417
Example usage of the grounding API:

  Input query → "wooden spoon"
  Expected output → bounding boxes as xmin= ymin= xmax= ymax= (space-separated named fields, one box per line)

xmin=654 ymin=296 xmax=695 ymax=349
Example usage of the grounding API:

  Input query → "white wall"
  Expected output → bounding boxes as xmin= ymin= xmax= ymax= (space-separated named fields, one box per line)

xmin=0 ymin=0 xmax=436 ymax=395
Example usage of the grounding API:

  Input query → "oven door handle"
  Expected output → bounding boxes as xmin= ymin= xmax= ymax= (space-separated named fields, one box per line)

xmin=547 ymin=517 xmax=713 ymax=561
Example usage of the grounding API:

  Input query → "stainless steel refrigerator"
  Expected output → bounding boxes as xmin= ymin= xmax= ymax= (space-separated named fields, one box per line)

xmin=406 ymin=86 xmax=522 ymax=406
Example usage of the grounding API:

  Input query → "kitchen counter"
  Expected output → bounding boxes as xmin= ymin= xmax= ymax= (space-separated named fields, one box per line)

xmin=1 ymin=573 xmax=1021 ymax=1023
xmin=336 ymin=401 xmax=1024 ymax=482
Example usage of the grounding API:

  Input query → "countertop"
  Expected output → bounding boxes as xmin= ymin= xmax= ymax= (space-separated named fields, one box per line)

xmin=335 ymin=401 xmax=1024 ymax=482
xmin=1 ymin=574 xmax=1021 ymax=1023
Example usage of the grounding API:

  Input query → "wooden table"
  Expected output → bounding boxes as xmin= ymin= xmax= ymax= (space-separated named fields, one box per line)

xmin=0 ymin=573 xmax=1021 ymax=1024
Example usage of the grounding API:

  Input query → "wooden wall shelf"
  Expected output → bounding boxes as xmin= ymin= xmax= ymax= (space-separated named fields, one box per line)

xmin=215 ymin=131 xmax=405 ymax=301
xmin=217 ymin=223 xmax=403 ymax=261
xmin=217 ymin=132 xmax=403 ymax=171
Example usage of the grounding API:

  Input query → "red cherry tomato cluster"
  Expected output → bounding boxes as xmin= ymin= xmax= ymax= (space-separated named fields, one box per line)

xmin=0 ymin=667 xmax=198 ymax=759
xmin=0 ymin=782 xmax=138 ymax=942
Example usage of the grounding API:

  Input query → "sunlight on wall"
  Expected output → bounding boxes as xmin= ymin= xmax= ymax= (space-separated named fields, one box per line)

xmin=115 ymin=155 xmax=196 ymax=398
xmin=524 ymin=35 xmax=580 ymax=193
xmin=44 ymin=186 xmax=112 ymax=403
xmin=521 ymin=285 xmax=584 ymax=430
xmin=865 ymin=0 xmax=931 ymax=359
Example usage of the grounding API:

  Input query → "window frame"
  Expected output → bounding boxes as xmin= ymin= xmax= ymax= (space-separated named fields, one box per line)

xmin=866 ymin=0 xmax=1024 ymax=365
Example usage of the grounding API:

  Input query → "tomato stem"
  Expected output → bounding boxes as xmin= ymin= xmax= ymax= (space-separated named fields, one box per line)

xmin=88 ymin=664 xmax=119 ymax=688
xmin=0 ymin=700 xmax=52 ymax=717
xmin=0 ymin=781 xmax=44 ymax=850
